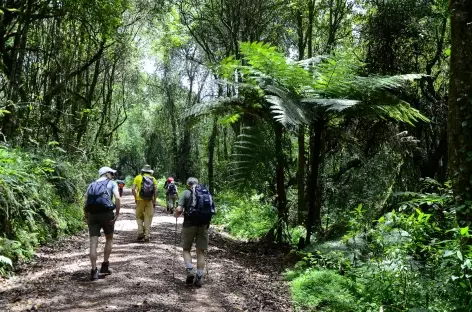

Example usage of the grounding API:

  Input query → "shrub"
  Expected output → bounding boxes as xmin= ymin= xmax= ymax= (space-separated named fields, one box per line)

xmin=212 ymin=191 xmax=276 ymax=239
xmin=287 ymin=269 xmax=358 ymax=311
xmin=0 ymin=146 xmax=94 ymax=276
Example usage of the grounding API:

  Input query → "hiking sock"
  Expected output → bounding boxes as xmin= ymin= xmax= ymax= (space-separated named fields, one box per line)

xmin=90 ymin=268 xmax=99 ymax=281
xmin=196 ymin=269 xmax=204 ymax=278
xmin=185 ymin=262 xmax=193 ymax=270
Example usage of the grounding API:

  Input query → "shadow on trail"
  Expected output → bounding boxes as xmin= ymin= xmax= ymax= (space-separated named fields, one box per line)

xmin=0 ymin=190 xmax=292 ymax=312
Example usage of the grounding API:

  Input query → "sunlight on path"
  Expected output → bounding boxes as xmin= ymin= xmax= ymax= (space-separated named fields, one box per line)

xmin=0 ymin=190 xmax=291 ymax=312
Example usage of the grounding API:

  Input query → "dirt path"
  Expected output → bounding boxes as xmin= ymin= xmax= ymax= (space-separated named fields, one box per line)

xmin=0 ymin=190 xmax=292 ymax=312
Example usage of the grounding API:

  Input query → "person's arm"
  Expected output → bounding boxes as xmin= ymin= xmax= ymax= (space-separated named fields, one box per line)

xmin=83 ymin=192 xmax=88 ymax=220
xmin=174 ymin=190 xmax=187 ymax=218
xmin=132 ymin=176 xmax=138 ymax=204
xmin=83 ymin=185 xmax=90 ymax=220
xmin=112 ymin=184 xmax=121 ymax=223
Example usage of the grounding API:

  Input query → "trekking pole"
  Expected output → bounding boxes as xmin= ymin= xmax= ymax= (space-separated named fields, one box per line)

xmin=206 ymin=225 xmax=210 ymax=280
xmin=173 ymin=217 xmax=178 ymax=279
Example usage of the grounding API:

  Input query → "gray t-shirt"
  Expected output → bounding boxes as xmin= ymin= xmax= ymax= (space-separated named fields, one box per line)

xmin=179 ymin=189 xmax=198 ymax=227
xmin=178 ymin=189 xmax=194 ymax=208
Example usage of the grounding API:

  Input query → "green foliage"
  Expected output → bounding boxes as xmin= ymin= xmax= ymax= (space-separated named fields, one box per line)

xmin=212 ymin=191 xmax=276 ymax=239
xmin=286 ymin=269 xmax=358 ymax=312
xmin=341 ymin=180 xmax=467 ymax=311
xmin=0 ymin=146 xmax=92 ymax=276
xmin=242 ymin=43 xmax=429 ymax=126
xmin=285 ymin=180 xmax=468 ymax=311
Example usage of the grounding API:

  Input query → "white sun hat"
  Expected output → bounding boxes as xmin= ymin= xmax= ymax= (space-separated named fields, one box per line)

xmin=98 ymin=166 xmax=117 ymax=177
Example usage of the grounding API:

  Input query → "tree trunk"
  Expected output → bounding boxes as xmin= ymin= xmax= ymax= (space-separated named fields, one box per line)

xmin=297 ymin=126 xmax=306 ymax=224
xmin=208 ymin=117 xmax=218 ymax=193
xmin=305 ymin=120 xmax=324 ymax=245
xmin=275 ymin=122 xmax=288 ymax=243
xmin=448 ymin=0 xmax=472 ymax=223
xmin=179 ymin=121 xmax=192 ymax=181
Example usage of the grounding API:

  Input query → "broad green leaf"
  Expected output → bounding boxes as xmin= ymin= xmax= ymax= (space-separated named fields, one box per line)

xmin=461 ymin=226 xmax=469 ymax=237
xmin=444 ymin=250 xmax=454 ymax=257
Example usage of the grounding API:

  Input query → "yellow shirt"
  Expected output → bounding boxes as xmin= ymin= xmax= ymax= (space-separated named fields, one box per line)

xmin=133 ymin=173 xmax=158 ymax=201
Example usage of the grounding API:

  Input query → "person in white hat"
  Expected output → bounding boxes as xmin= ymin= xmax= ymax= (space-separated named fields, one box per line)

xmin=84 ymin=166 xmax=121 ymax=281
xmin=132 ymin=165 xmax=157 ymax=242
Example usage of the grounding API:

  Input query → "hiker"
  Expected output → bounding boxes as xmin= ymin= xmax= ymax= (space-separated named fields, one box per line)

xmin=163 ymin=177 xmax=171 ymax=189
xmin=132 ymin=165 xmax=157 ymax=242
xmin=84 ymin=166 xmax=121 ymax=281
xmin=117 ymin=178 xmax=125 ymax=197
xmin=174 ymin=177 xmax=215 ymax=287
xmin=165 ymin=177 xmax=178 ymax=213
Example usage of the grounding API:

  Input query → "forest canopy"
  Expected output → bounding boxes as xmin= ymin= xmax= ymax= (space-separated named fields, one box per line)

xmin=1 ymin=0 xmax=472 ymax=310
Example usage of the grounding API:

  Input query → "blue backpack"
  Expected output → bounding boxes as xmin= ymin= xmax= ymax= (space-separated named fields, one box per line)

xmin=186 ymin=185 xmax=215 ymax=225
xmin=86 ymin=180 xmax=115 ymax=212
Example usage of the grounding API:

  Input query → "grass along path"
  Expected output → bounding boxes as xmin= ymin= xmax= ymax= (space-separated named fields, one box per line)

xmin=0 ymin=189 xmax=292 ymax=312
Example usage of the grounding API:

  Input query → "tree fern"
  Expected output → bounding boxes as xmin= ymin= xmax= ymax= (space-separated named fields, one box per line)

xmin=235 ymin=43 xmax=429 ymax=126
xmin=229 ymin=125 xmax=275 ymax=189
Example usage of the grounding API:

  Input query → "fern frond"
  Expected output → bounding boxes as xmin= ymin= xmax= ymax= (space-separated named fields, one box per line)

xmin=302 ymin=98 xmax=360 ymax=112
xmin=181 ymin=96 xmax=244 ymax=118
xmin=354 ymin=74 xmax=424 ymax=93
xmin=229 ymin=125 xmax=275 ymax=187
xmin=372 ymin=101 xmax=430 ymax=125
xmin=264 ymin=84 xmax=309 ymax=126
xmin=0 ymin=255 xmax=13 ymax=267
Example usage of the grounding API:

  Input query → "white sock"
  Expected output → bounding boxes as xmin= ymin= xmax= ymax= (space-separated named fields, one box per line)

xmin=197 ymin=269 xmax=204 ymax=277
xmin=185 ymin=262 xmax=193 ymax=270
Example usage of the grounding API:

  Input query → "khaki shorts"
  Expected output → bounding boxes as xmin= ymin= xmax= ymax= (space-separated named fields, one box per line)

xmin=88 ymin=211 xmax=115 ymax=237
xmin=181 ymin=225 xmax=209 ymax=250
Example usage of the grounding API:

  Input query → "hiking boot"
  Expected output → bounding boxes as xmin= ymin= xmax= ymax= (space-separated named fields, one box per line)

xmin=194 ymin=274 xmax=203 ymax=288
xmin=137 ymin=234 xmax=144 ymax=241
xmin=144 ymin=237 xmax=150 ymax=242
xmin=90 ymin=268 xmax=99 ymax=281
xmin=100 ymin=261 xmax=112 ymax=275
xmin=185 ymin=268 xmax=195 ymax=284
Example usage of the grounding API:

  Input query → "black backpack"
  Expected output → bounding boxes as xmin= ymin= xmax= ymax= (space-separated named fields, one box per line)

xmin=185 ymin=185 xmax=215 ymax=225
xmin=86 ymin=180 xmax=115 ymax=212
xmin=139 ymin=175 xmax=155 ymax=200
xmin=167 ymin=183 xmax=177 ymax=195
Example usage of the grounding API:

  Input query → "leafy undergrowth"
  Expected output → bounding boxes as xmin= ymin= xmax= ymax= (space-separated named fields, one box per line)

xmin=285 ymin=180 xmax=469 ymax=311
xmin=0 ymin=146 xmax=96 ymax=276
xmin=286 ymin=268 xmax=358 ymax=312
xmin=212 ymin=191 xmax=276 ymax=240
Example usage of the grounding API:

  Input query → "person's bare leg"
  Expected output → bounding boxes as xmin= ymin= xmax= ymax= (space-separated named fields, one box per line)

xmin=196 ymin=249 xmax=205 ymax=270
xmin=183 ymin=248 xmax=192 ymax=267
xmin=89 ymin=236 xmax=99 ymax=270
xmin=104 ymin=234 xmax=113 ymax=262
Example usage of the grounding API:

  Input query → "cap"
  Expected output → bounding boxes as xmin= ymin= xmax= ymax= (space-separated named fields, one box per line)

xmin=98 ymin=166 xmax=116 ymax=177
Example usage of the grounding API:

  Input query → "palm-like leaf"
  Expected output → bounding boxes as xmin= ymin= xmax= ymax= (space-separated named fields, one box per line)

xmin=237 ymin=43 xmax=428 ymax=126
xmin=229 ymin=126 xmax=275 ymax=186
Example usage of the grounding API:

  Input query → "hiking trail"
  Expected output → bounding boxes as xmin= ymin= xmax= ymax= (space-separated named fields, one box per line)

xmin=0 ymin=190 xmax=292 ymax=312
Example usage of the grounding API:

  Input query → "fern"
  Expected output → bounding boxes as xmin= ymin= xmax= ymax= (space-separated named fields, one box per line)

xmin=0 ymin=255 xmax=13 ymax=267
xmin=236 ymin=42 xmax=428 ymax=126
xmin=229 ymin=125 xmax=276 ymax=189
